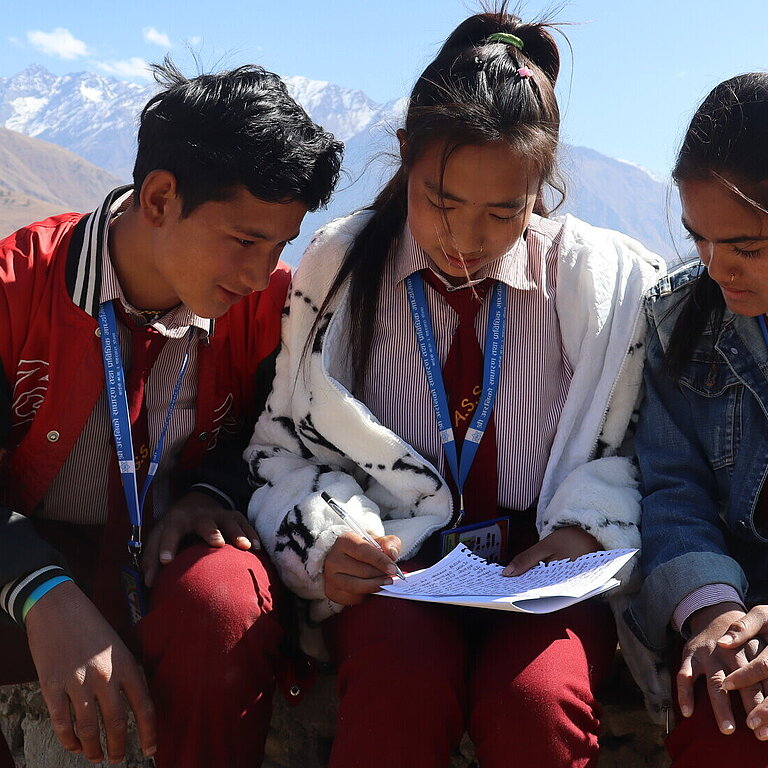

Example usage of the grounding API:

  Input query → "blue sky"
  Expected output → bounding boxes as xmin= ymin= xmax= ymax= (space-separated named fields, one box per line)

xmin=1 ymin=0 xmax=766 ymax=177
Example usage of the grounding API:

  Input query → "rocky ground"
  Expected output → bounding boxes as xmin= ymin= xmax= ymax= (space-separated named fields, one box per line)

xmin=1 ymin=654 xmax=669 ymax=768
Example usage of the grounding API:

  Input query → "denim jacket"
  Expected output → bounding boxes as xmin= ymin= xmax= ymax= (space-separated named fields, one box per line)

xmin=626 ymin=262 xmax=768 ymax=653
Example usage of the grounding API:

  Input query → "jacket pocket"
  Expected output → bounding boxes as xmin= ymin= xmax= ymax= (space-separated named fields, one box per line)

xmin=679 ymin=358 xmax=742 ymax=470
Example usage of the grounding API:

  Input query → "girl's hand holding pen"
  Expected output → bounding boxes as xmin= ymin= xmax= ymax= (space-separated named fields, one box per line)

xmin=323 ymin=532 xmax=403 ymax=605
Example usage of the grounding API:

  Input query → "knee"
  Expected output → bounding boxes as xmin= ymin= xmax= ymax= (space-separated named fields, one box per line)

xmin=150 ymin=543 xmax=282 ymax=629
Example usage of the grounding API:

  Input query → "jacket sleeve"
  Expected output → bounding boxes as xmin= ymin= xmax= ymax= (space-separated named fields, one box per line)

xmin=0 ymin=359 xmax=72 ymax=625
xmin=537 ymin=217 xmax=666 ymax=572
xmin=243 ymin=285 xmax=385 ymax=609
xmin=626 ymin=310 xmax=746 ymax=652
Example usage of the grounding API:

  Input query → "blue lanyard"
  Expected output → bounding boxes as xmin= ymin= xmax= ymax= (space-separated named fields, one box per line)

xmin=97 ymin=300 xmax=193 ymax=562
xmin=405 ymin=273 xmax=507 ymax=526
xmin=759 ymin=315 xmax=768 ymax=348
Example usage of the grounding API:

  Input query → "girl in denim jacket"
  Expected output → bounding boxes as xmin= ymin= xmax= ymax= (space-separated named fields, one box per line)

xmin=629 ymin=73 xmax=768 ymax=765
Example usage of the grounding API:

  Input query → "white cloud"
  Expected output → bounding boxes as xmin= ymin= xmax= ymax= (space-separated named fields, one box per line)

xmin=27 ymin=28 xmax=89 ymax=60
xmin=143 ymin=27 xmax=172 ymax=48
xmin=188 ymin=36 xmax=202 ymax=46
xmin=95 ymin=57 xmax=152 ymax=81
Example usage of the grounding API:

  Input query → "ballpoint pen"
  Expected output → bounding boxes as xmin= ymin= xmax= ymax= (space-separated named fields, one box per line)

xmin=321 ymin=491 xmax=407 ymax=580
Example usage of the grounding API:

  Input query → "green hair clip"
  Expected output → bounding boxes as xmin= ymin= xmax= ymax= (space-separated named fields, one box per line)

xmin=485 ymin=32 xmax=524 ymax=50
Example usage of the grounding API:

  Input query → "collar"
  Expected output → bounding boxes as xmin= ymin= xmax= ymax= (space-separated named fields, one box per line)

xmin=394 ymin=221 xmax=537 ymax=292
xmin=66 ymin=186 xmax=213 ymax=338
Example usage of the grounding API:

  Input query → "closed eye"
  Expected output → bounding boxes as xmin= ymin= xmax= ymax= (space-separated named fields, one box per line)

xmin=426 ymin=196 xmax=454 ymax=212
xmin=491 ymin=211 xmax=522 ymax=222
xmin=734 ymin=246 xmax=762 ymax=259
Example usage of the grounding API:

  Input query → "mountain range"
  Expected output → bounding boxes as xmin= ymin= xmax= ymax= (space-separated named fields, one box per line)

xmin=0 ymin=64 xmax=689 ymax=264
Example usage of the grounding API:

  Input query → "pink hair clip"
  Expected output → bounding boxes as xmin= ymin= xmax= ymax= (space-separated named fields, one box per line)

xmin=517 ymin=67 xmax=533 ymax=79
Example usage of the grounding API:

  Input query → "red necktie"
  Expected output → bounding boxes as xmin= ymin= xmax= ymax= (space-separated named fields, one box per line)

xmin=96 ymin=306 xmax=168 ymax=637
xmin=420 ymin=270 xmax=499 ymax=525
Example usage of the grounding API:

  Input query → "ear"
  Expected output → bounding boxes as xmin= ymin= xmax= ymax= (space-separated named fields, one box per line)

xmin=138 ymin=170 xmax=180 ymax=227
xmin=396 ymin=129 xmax=408 ymax=162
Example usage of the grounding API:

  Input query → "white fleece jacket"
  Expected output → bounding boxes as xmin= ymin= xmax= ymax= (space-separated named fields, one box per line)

xmin=246 ymin=210 xmax=664 ymax=611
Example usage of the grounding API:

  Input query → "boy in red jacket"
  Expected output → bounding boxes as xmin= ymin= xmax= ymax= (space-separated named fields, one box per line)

xmin=0 ymin=60 xmax=342 ymax=768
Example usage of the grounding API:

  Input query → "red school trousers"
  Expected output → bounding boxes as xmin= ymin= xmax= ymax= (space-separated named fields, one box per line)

xmin=0 ymin=539 xmax=283 ymax=768
xmin=324 ymin=594 xmax=617 ymax=768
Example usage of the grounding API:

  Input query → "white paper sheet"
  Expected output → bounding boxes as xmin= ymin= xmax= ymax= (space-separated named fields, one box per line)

xmin=376 ymin=544 xmax=637 ymax=613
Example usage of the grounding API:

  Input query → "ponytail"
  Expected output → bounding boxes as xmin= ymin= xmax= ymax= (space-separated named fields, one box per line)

xmin=307 ymin=2 xmax=565 ymax=386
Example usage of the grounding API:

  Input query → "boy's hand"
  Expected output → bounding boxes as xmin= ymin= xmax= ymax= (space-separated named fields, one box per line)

xmin=323 ymin=532 xmax=402 ymax=605
xmin=24 ymin=580 xmax=157 ymax=764
xmin=142 ymin=491 xmax=259 ymax=586
xmin=502 ymin=526 xmax=600 ymax=576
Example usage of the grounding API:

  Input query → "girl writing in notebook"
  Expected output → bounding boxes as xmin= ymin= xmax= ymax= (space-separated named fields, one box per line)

xmin=628 ymin=74 xmax=768 ymax=766
xmin=246 ymin=5 xmax=664 ymax=766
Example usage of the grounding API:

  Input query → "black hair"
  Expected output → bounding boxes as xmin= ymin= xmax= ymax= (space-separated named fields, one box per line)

xmin=311 ymin=2 xmax=564 ymax=387
xmin=665 ymin=73 xmax=768 ymax=376
xmin=133 ymin=58 xmax=343 ymax=215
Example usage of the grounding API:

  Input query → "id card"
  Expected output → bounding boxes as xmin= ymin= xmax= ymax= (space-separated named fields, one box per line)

xmin=440 ymin=516 xmax=510 ymax=562
xmin=120 ymin=565 xmax=149 ymax=626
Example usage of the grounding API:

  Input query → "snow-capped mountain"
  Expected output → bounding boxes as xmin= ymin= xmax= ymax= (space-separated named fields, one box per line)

xmin=0 ymin=65 xmax=150 ymax=181
xmin=0 ymin=64 xmax=688 ymax=264
xmin=283 ymin=76 xmax=395 ymax=141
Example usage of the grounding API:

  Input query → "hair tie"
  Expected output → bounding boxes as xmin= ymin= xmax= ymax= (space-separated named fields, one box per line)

xmin=485 ymin=32 xmax=524 ymax=50
xmin=517 ymin=67 xmax=533 ymax=79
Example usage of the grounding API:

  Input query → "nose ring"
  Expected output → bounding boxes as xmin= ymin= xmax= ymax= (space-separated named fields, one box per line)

xmin=730 ymin=272 xmax=735 ymax=284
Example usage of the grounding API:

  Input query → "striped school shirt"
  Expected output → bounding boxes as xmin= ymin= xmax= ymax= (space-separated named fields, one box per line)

xmin=360 ymin=214 xmax=572 ymax=512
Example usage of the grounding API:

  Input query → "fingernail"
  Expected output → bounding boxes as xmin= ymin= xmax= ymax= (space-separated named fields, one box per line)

xmin=144 ymin=746 xmax=157 ymax=757
xmin=721 ymin=720 xmax=735 ymax=734
xmin=236 ymin=536 xmax=251 ymax=548
xmin=719 ymin=634 xmax=735 ymax=645
xmin=681 ymin=705 xmax=692 ymax=717
xmin=748 ymin=716 xmax=761 ymax=729
xmin=159 ymin=550 xmax=173 ymax=563
xmin=252 ymin=538 xmax=262 ymax=550
xmin=388 ymin=546 xmax=399 ymax=559
xmin=757 ymin=727 xmax=768 ymax=740
xmin=503 ymin=566 xmax=515 ymax=576
xmin=385 ymin=564 xmax=398 ymax=576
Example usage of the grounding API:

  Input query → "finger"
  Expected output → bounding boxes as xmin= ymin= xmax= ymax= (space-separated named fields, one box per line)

xmin=705 ymin=669 xmax=737 ymax=735
xmin=194 ymin=517 xmax=227 ymax=548
xmin=220 ymin=514 xmax=255 ymax=550
xmin=70 ymin=695 xmax=104 ymax=762
xmin=121 ymin=667 xmax=157 ymax=759
xmin=95 ymin=688 xmax=128 ymax=765
xmin=339 ymin=538 xmax=401 ymax=577
xmin=745 ymin=699 xmax=768 ymax=740
xmin=676 ymin=655 xmax=696 ymax=718
xmin=719 ymin=608 xmax=768 ymax=648
xmin=141 ymin=526 xmax=162 ymax=587
xmin=232 ymin=513 xmax=261 ymax=550
xmin=44 ymin=686 xmax=82 ymax=754
xmin=333 ymin=555 xmax=397 ymax=581
xmin=723 ymin=651 xmax=768 ymax=692
xmin=376 ymin=534 xmax=402 ymax=561
xmin=504 ymin=542 xmax=552 ymax=576
xmin=156 ymin=518 xmax=186 ymax=567
xmin=325 ymin=577 xmax=392 ymax=605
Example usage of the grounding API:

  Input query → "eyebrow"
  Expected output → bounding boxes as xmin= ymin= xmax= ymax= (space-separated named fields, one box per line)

xmin=424 ymin=180 xmax=524 ymax=210
xmin=682 ymin=218 xmax=768 ymax=244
